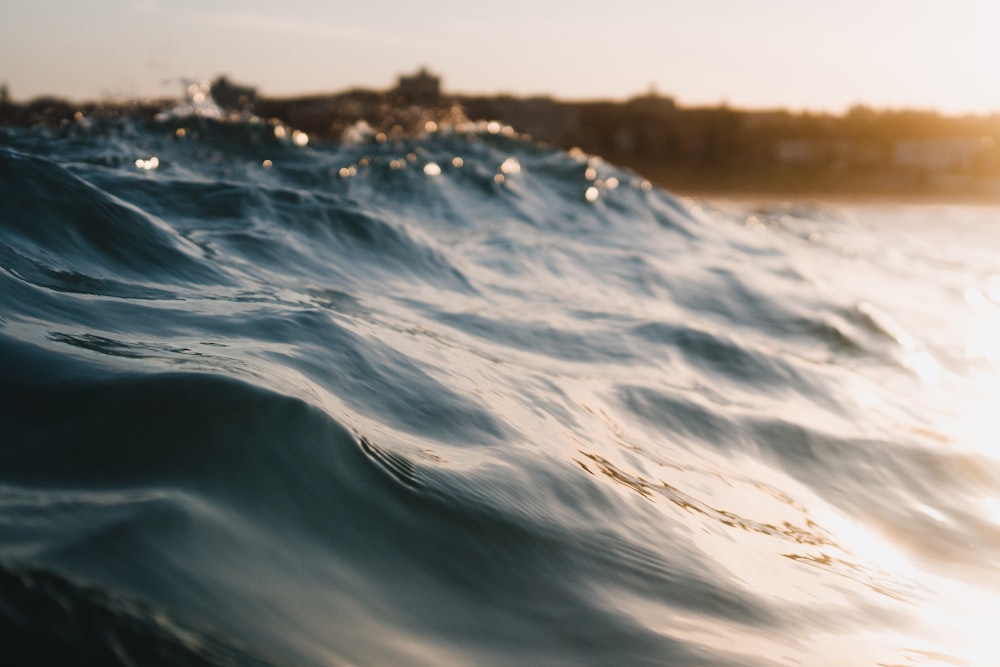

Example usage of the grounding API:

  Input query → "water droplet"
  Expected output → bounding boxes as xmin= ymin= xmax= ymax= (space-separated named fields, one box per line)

xmin=500 ymin=158 xmax=521 ymax=175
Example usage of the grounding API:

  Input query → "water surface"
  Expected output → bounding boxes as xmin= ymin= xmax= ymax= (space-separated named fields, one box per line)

xmin=2 ymin=117 xmax=999 ymax=666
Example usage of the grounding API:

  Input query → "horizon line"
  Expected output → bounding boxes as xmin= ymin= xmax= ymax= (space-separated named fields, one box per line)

xmin=5 ymin=80 xmax=1000 ymax=120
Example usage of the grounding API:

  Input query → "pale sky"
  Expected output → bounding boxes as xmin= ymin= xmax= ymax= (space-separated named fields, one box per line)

xmin=2 ymin=0 xmax=998 ymax=114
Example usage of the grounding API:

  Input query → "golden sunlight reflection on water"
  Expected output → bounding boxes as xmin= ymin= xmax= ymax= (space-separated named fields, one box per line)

xmin=859 ymin=218 xmax=1000 ymax=665
xmin=562 ymin=203 xmax=1000 ymax=664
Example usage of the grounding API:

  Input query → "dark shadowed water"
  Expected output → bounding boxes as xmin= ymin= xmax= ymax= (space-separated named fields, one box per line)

xmin=2 ymin=116 xmax=1000 ymax=666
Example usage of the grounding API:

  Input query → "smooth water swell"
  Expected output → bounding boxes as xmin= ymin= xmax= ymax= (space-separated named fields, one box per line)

xmin=2 ymin=118 xmax=1000 ymax=666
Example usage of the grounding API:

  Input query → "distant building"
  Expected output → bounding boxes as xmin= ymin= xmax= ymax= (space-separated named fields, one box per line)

xmin=395 ymin=67 xmax=441 ymax=104
xmin=0 ymin=83 xmax=9 ymax=105
xmin=893 ymin=138 xmax=983 ymax=172
xmin=625 ymin=88 xmax=676 ymax=115
xmin=210 ymin=76 xmax=257 ymax=112
xmin=774 ymin=139 xmax=817 ymax=165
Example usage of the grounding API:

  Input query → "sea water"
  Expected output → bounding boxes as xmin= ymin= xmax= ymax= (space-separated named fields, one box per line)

xmin=2 ymin=116 xmax=1000 ymax=666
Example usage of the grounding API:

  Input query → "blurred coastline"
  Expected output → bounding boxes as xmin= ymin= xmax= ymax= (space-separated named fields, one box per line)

xmin=4 ymin=69 xmax=998 ymax=202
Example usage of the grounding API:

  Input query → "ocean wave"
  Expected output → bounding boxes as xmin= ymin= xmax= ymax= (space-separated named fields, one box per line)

xmin=2 ymin=117 xmax=999 ymax=665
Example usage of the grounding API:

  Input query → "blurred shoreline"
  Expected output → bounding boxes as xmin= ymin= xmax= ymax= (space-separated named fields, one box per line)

xmin=631 ymin=161 xmax=1000 ymax=204
xmin=4 ymin=69 xmax=999 ymax=204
